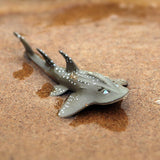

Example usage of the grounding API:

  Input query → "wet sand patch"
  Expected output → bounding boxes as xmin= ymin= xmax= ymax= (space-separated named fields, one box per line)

xmin=36 ymin=82 xmax=53 ymax=98
xmin=13 ymin=62 xmax=33 ymax=80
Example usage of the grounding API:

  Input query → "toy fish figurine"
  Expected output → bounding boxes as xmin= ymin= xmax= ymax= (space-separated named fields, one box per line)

xmin=14 ymin=32 xmax=129 ymax=118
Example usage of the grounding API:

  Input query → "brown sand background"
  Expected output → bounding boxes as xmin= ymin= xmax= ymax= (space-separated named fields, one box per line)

xmin=0 ymin=0 xmax=160 ymax=159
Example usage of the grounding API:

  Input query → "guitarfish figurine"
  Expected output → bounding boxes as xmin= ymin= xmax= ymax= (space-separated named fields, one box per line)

xmin=14 ymin=32 xmax=129 ymax=118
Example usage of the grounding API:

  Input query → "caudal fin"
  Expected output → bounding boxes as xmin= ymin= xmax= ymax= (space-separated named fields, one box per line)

xmin=13 ymin=32 xmax=34 ymax=56
xmin=14 ymin=32 xmax=57 ymax=72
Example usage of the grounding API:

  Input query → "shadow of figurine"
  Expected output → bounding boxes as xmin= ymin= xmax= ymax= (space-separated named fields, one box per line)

xmin=69 ymin=101 xmax=128 ymax=132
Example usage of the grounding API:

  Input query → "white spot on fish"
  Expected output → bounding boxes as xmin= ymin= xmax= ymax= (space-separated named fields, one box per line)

xmin=115 ymin=84 xmax=119 ymax=87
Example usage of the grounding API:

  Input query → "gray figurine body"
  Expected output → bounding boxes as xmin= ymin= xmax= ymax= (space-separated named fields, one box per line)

xmin=14 ymin=32 xmax=129 ymax=118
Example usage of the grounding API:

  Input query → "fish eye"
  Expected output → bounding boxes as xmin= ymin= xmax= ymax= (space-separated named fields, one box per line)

xmin=102 ymin=89 xmax=109 ymax=95
xmin=98 ymin=87 xmax=109 ymax=95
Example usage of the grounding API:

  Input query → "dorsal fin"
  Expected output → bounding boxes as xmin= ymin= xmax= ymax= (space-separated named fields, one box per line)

xmin=59 ymin=50 xmax=79 ymax=72
xmin=37 ymin=48 xmax=56 ymax=67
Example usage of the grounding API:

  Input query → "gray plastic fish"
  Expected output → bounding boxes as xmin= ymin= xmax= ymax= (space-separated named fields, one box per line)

xmin=14 ymin=32 xmax=129 ymax=118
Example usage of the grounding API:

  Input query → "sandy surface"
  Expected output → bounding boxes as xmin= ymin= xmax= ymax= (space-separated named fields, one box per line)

xmin=0 ymin=0 xmax=160 ymax=160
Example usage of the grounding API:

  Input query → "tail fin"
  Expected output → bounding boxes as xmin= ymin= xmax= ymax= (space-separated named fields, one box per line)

xmin=14 ymin=32 xmax=57 ymax=73
xmin=13 ymin=32 xmax=34 ymax=56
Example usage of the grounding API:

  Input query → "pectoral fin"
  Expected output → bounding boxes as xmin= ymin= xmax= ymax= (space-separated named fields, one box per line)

xmin=50 ymin=85 xmax=68 ymax=96
xmin=58 ymin=91 xmax=94 ymax=117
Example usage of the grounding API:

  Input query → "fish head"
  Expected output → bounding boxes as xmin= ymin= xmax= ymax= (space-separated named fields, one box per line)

xmin=89 ymin=78 xmax=129 ymax=105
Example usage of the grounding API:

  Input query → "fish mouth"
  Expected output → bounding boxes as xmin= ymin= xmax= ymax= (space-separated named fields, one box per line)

xmin=98 ymin=91 xmax=129 ymax=106
xmin=108 ymin=94 xmax=128 ymax=104
xmin=111 ymin=91 xmax=129 ymax=104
